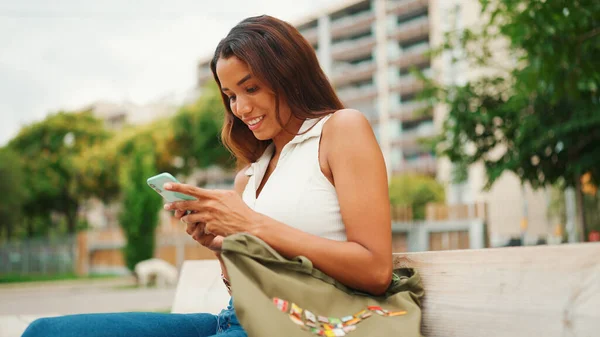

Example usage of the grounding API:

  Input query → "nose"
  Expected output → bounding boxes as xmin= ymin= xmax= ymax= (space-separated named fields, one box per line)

xmin=235 ymin=95 xmax=253 ymax=117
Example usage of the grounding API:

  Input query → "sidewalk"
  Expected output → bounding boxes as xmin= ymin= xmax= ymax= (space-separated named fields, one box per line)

xmin=0 ymin=314 xmax=58 ymax=337
xmin=0 ymin=277 xmax=175 ymax=337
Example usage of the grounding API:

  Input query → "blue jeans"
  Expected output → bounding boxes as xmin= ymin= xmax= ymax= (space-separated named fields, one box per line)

xmin=22 ymin=299 xmax=247 ymax=337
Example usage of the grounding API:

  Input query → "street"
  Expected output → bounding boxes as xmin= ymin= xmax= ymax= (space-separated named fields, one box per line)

xmin=0 ymin=278 xmax=175 ymax=315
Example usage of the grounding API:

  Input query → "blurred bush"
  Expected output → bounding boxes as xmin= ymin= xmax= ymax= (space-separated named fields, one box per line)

xmin=389 ymin=174 xmax=445 ymax=220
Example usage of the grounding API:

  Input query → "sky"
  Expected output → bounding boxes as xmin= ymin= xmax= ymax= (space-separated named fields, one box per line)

xmin=0 ymin=0 xmax=342 ymax=145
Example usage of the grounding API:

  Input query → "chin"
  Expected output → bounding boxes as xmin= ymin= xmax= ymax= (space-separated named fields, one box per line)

xmin=252 ymin=131 xmax=272 ymax=141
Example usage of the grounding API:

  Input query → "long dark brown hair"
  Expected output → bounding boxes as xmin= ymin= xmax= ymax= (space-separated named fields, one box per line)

xmin=210 ymin=15 xmax=344 ymax=169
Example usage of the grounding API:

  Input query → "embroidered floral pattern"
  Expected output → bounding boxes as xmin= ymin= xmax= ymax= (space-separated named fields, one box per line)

xmin=272 ymin=297 xmax=407 ymax=336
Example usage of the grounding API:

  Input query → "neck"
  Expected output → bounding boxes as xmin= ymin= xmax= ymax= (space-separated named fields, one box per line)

xmin=270 ymin=117 xmax=304 ymax=156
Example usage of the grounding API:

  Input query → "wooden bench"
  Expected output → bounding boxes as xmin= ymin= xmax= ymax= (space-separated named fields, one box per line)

xmin=172 ymin=243 xmax=600 ymax=336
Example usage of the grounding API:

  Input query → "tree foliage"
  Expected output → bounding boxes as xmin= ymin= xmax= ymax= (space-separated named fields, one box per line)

xmin=170 ymin=82 xmax=233 ymax=174
xmin=426 ymin=0 xmax=600 ymax=189
xmin=75 ymin=84 xmax=230 ymax=267
xmin=77 ymin=82 xmax=232 ymax=199
xmin=76 ymin=117 xmax=176 ymax=202
xmin=7 ymin=111 xmax=111 ymax=235
xmin=389 ymin=174 xmax=445 ymax=220
xmin=0 ymin=148 xmax=27 ymax=240
xmin=3 ymin=81 xmax=230 ymax=256
xmin=118 ymin=138 xmax=163 ymax=271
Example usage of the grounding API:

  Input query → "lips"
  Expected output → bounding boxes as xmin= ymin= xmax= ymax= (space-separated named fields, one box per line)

xmin=246 ymin=116 xmax=264 ymax=126
xmin=245 ymin=115 xmax=265 ymax=131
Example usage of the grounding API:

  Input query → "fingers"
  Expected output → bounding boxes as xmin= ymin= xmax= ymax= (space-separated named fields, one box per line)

xmin=181 ymin=212 xmax=209 ymax=225
xmin=164 ymin=198 xmax=216 ymax=213
xmin=163 ymin=182 xmax=213 ymax=200
xmin=191 ymin=223 xmax=207 ymax=241
xmin=164 ymin=200 xmax=200 ymax=212
xmin=174 ymin=209 xmax=186 ymax=220
xmin=185 ymin=220 xmax=199 ymax=235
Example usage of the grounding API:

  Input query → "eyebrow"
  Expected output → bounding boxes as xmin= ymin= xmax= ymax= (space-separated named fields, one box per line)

xmin=221 ymin=74 xmax=252 ymax=92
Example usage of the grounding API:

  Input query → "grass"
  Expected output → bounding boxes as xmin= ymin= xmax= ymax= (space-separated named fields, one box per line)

xmin=0 ymin=273 xmax=120 ymax=284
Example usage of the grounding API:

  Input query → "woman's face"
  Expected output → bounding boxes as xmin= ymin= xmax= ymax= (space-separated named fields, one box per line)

xmin=216 ymin=56 xmax=292 ymax=141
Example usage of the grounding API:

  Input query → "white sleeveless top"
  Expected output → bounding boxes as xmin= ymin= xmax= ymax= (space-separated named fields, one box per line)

xmin=241 ymin=115 xmax=347 ymax=241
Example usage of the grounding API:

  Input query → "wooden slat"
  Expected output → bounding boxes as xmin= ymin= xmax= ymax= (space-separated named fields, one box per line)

xmin=393 ymin=243 xmax=600 ymax=337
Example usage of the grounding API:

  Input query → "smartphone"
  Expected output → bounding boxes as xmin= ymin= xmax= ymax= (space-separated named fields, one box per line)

xmin=146 ymin=172 xmax=197 ymax=203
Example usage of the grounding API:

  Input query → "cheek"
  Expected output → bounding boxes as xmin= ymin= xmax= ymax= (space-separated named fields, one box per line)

xmin=229 ymin=102 xmax=238 ymax=116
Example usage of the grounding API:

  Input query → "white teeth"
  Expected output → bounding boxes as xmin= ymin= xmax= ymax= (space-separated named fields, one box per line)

xmin=247 ymin=116 xmax=264 ymax=126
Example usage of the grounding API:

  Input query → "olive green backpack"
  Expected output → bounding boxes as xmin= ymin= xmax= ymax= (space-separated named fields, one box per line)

xmin=221 ymin=234 xmax=424 ymax=337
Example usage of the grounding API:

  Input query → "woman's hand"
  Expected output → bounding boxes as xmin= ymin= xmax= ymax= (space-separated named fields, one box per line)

xmin=163 ymin=183 xmax=260 ymax=239
xmin=175 ymin=209 xmax=224 ymax=251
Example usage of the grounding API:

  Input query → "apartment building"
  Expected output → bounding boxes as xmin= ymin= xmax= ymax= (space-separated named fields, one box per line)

xmin=197 ymin=0 xmax=553 ymax=243
xmin=197 ymin=0 xmax=436 ymax=177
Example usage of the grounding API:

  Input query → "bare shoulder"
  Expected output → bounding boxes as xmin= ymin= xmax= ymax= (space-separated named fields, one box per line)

xmin=322 ymin=108 xmax=377 ymax=148
xmin=323 ymin=108 xmax=372 ymax=135
xmin=319 ymin=109 xmax=382 ymax=183
xmin=233 ymin=166 xmax=251 ymax=196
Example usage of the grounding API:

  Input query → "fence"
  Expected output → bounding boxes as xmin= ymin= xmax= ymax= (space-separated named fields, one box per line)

xmin=76 ymin=217 xmax=217 ymax=276
xmin=391 ymin=202 xmax=489 ymax=252
xmin=0 ymin=235 xmax=76 ymax=275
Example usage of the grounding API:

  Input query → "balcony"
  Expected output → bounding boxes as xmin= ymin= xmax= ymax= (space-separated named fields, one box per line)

xmin=390 ymin=76 xmax=424 ymax=97
xmin=330 ymin=11 xmax=376 ymax=40
xmin=389 ymin=47 xmax=430 ymax=71
xmin=331 ymin=35 xmax=376 ymax=62
xmin=331 ymin=61 xmax=376 ymax=87
xmin=391 ymin=126 xmax=436 ymax=151
xmin=337 ymin=85 xmax=377 ymax=105
xmin=387 ymin=0 xmax=429 ymax=18
xmin=391 ymin=101 xmax=431 ymax=122
xmin=389 ymin=17 xmax=429 ymax=44
xmin=392 ymin=155 xmax=437 ymax=175
xmin=301 ymin=27 xmax=319 ymax=46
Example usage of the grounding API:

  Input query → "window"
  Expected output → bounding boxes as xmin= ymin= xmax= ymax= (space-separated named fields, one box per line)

xmin=348 ymin=53 xmax=374 ymax=65
xmin=330 ymin=0 xmax=371 ymax=21
xmin=396 ymin=9 xmax=428 ymax=25
xmin=332 ymin=29 xmax=373 ymax=44
xmin=297 ymin=19 xmax=318 ymax=31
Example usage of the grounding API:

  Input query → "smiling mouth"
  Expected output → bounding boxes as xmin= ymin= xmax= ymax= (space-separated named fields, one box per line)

xmin=246 ymin=116 xmax=264 ymax=126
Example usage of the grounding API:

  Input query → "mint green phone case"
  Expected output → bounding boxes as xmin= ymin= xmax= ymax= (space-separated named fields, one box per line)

xmin=146 ymin=172 xmax=196 ymax=203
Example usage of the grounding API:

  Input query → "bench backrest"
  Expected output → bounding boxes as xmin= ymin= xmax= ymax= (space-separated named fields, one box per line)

xmin=398 ymin=242 xmax=600 ymax=337
xmin=172 ymin=243 xmax=600 ymax=336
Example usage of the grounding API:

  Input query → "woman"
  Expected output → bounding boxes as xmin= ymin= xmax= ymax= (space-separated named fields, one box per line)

xmin=22 ymin=15 xmax=392 ymax=337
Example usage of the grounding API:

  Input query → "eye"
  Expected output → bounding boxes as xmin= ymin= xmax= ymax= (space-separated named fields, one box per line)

xmin=246 ymin=86 xmax=258 ymax=93
xmin=228 ymin=95 xmax=237 ymax=103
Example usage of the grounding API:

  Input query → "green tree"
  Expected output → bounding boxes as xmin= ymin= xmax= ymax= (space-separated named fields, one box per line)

xmin=389 ymin=174 xmax=445 ymax=220
xmin=76 ymin=118 xmax=174 ymax=203
xmin=170 ymin=82 xmax=234 ymax=174
xmin=118 ymin=138 xmax=163 ymax=271
xmin=77 ymin=84 xmax=232 ymax=200
xmin=76 ymin=86 xmax=231 ymax=269
xmin=0 ymin=148 xmax=27 ymax=241
xmin=8 ymin=110 xmax=111 ymax=236
xmin=422 ymin=0 xmax=600 ymax=239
